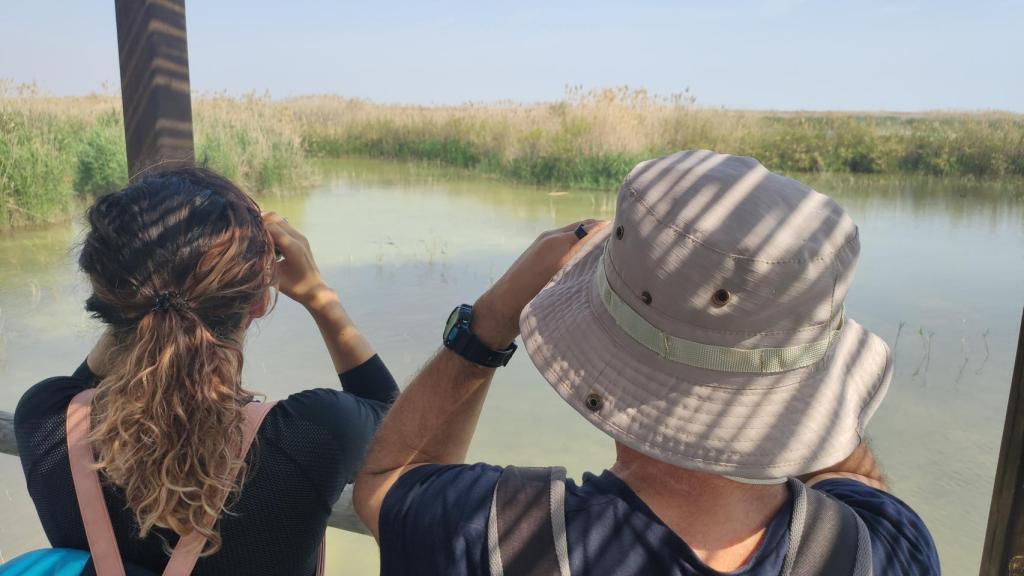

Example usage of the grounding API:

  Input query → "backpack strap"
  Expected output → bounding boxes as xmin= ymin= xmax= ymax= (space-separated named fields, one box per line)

xmin=163 ymin=400 xmax=277 ymax=575
xmin=66 ymin=389 xmax=278 ymax=576
xmin=487 ymin=466 xmax=570 ymax=576
xmin=67 ymin=389 xmax=125 ymax=576
xmin=782 ymin=478 xmax=874 ymax=576
xmin=315 ymin=535 xmax=326 ymax=576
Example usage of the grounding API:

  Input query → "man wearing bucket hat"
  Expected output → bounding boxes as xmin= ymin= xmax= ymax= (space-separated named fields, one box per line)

xmin=355 ymin=151 xmax=939 ymax=575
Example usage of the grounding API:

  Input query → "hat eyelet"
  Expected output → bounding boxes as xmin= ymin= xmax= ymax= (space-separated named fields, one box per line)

xmin=615 ymin=225 xmax=624 ymax=240
xmin=585 ymin=393 xmax=604 ymax=412
xmin=712 ymin=289 xmax=731 ymax=307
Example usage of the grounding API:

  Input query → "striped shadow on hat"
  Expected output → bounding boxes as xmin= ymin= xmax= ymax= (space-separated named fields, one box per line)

xmin=520 ymin=150 xmax=892 ymax=480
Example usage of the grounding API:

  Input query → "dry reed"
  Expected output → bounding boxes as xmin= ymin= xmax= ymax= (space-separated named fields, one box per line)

xmin=2 ymin=83 xmax=1022 ymax=228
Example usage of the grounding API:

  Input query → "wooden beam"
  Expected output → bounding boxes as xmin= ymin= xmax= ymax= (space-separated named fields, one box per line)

xmin=980 ymin=308 xmax=1024 ymax=576
xmin=0 ymin=410 xmax=369 ymax=536
xmin=115 ymin=0 xmax=195 ymax=179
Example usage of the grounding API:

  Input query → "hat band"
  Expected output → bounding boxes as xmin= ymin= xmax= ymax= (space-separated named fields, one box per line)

xmin=595 ymin=263 xmax=844 ymax=374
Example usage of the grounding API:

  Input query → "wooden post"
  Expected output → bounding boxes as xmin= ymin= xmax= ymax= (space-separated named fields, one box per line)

xmin=115 ymin=0 xmax=195 ymax=179
xmin=981 ymin=308 xmax=1024 ymax=576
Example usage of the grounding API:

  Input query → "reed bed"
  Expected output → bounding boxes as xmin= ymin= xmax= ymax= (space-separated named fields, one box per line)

xmin=1 ymin=84 xmax=309 ymax=228
xmin=2 ymin=83 xmax=1022 ymax=228
xmin=293 ymin=87 xmax=1024 ymax=186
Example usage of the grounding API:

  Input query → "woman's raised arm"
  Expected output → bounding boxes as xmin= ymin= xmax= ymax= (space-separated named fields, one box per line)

xmin=263 ymin=211 xmax=375 ymax=373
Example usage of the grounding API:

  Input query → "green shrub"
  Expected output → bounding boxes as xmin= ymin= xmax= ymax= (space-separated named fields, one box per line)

xmin=194 ymin=96 xmax=311 ymax=194
xmin=74 ymin=110 xmax=128 ymax=196
xmin=0 ymin=108 xmax=75 ymax=226
xmin=3 ymin=89 xmax=1023 ymax=230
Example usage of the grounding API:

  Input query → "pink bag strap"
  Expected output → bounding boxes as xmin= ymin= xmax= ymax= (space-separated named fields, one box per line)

xmin=316 ymin=537 xmax=326 ymax=576
xmin=67 ymin=388 xmax=126 ymax=576
xmin=66 ymin=389 xmax=279 ymax=576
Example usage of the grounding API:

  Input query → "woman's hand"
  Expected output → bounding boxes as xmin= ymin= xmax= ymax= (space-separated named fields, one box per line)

xmin=263 ymin=212 xmax=376 ymax=372
xmin=262 ymin=212 xmax=333 ymax=309
xmin=473 ymin=219 xmax=608 ymax=349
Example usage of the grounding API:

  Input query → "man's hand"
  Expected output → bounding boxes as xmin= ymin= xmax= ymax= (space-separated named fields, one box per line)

xmin=799 ymin=441 xmax=888 ymax=491
xmin=353 ymin=219 xmax=607 ymax=539
xmin=473 ymin=220 xmax=608 ymax=349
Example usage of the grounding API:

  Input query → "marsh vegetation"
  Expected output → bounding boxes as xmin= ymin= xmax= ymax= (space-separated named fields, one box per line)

xmin=2 ymin=84 xmax=1022 ymax=228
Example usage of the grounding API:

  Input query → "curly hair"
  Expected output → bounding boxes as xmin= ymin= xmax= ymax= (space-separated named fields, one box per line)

xmin=78 ymin=166 xmax=276 ymax=555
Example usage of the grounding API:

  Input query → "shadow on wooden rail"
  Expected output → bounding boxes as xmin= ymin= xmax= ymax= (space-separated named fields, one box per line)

xmin=0 ymin=409 xmax=370 ymax=536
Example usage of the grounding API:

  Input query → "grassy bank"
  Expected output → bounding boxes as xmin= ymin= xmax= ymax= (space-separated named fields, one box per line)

xmin=1 ymin=86 xmax=310 ymax=228
xmin=294 ymin=88 xmax=1024 ymax=187
xmin=2 ymin=85 xmax=1022 ymax=228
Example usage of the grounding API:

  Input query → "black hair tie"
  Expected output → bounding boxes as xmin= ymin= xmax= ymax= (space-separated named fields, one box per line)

xmin=152 ymin=291 xmax=186 ymax=313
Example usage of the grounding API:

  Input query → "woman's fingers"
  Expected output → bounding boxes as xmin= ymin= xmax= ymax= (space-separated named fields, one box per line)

xmin=262 ymin=212 xmax=297 ymax=237
xmin=261 ymin=211 xmax=286 ymax=227
xmin=262 ymin=211 xmax=309 ymax=249
xmin=264 ymin=220 xmax=293 ymax=251
xmin=263 ymin=213 xmax=307 ymax=253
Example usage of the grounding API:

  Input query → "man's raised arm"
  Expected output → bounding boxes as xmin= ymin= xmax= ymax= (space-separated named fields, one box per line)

xmin=353 ymin=221 xmax=606 ymax=539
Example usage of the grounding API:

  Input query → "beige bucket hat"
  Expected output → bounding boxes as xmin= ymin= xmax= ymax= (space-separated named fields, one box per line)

xmin=520 ymin=150 xmax=892 ymax=480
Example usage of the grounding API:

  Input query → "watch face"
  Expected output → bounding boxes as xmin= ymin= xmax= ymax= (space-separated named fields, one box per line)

xmin=444 ymin=307 xmax=461 ymax=341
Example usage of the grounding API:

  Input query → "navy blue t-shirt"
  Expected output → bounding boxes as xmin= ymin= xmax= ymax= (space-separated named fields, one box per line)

xmin=379 ymin=464 xmax=940 ymax=576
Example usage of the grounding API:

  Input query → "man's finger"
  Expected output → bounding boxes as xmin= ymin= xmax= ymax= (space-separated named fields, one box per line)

xmin=562 ymin=221 xmax=610 ymax=259
xmin=552 ymin=218 xmax=600 ymax=235
xmin=554 ymin=220 xmax=608 ymax=242
xmin=578 ymin=220 xmax=609 ymax=243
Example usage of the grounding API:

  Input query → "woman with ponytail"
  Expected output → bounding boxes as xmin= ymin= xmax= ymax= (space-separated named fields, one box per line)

xmin=13 ymin=167 xmax=398 ymax=575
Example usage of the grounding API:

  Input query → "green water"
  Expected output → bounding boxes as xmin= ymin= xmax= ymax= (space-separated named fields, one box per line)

xmin=1 ymin=159 xmax=1022 ymax=575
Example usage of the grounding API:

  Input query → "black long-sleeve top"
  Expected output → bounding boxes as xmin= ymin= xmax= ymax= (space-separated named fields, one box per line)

xmin=14 ymin=355 xmax=399 ymax=576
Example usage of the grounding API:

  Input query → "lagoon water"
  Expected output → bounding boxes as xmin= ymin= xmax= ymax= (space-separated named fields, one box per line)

xmin=1 ymin=158 xmax=1022 ymax=574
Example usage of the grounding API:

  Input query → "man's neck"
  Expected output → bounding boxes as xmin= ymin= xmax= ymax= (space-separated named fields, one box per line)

xmin=609 ymin=443 xmax=789 ymax=573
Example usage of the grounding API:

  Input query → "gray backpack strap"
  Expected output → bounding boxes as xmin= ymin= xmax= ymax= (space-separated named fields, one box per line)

xmin=487 ymin=466 xmax=570 ymax=576
xmin=782 ymin=478 xmax=873 ymax=576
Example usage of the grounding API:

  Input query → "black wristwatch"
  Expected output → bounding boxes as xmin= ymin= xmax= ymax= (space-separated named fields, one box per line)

xmin=443 ymin=304 xmax=517 ymax=368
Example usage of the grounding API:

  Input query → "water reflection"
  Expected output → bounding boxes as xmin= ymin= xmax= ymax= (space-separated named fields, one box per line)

xmin=0 ymin=158 xmax=1021 ymax=575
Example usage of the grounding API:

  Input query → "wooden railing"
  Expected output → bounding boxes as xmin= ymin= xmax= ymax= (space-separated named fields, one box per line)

xmin=0 ymin=410 xmax=369 ymax=536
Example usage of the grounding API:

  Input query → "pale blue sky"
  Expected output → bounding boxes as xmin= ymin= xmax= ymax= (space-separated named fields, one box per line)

xmin=2 ymin=0 xmax=1022 ymax=111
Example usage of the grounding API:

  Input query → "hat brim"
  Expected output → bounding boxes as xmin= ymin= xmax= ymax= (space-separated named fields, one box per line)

xmin=519 ymin=225 xmax=892 ymax=480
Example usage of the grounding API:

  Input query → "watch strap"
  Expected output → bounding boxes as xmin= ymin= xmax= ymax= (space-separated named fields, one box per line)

xmin=458 ymin=333 xmax=517 ymax=368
